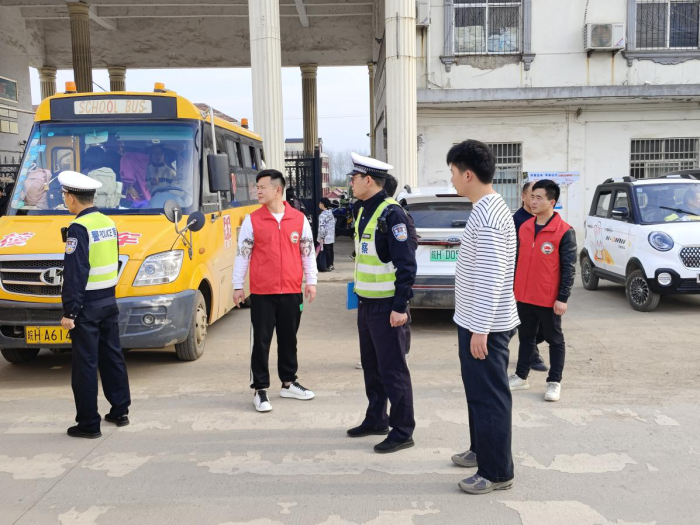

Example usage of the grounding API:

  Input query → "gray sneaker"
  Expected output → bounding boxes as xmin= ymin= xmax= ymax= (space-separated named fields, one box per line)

xmin=458 ymin=474 xmax=514 ymax=495
xmin=451 ymin=450 xmax=477 ymax=468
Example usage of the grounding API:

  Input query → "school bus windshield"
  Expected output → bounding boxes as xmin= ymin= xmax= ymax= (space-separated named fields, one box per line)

xmin=9 ymin=121 xmax=199 ymax=216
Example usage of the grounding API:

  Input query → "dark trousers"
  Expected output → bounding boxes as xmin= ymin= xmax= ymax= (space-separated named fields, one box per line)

xmin=515 ymin=302 xmax=566 ymax=383
xmin=458 ymin=327 xmax=515 ymax=483
xmin=250 ymin=293 xmax=303 ymax=390
xmin=358 ymin=299 xmax=415 ymax=442
xmin=324 ymin=243 xmax=334 ymax=267
xmin=70 ymin=303 xmax=130 ymax=432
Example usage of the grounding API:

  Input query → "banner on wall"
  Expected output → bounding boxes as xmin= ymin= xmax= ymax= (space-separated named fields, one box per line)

xmin=526 ymin=171 xmax=580 ymax=187
xmin=524 ymin=172 xmax=581 ymax=212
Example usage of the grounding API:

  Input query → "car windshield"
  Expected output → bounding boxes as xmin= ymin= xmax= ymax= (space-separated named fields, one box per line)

xmin=8 ymin=121 xmax=198 ymax=216
xmin=406 ymin=200 xmax=473 ymax=228
xmin=635 ymin=183 xmax=700 ymax=224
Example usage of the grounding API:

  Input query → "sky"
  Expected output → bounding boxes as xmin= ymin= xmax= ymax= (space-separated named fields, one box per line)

xmin=29 ymin=66 xmax=371 ymax=154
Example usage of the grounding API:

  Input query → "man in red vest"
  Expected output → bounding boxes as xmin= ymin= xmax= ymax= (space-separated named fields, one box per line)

xmin=509 ymin=179 xmax=577 ymax=402
xmin=233 ymin=170 xmax=318 ymax=412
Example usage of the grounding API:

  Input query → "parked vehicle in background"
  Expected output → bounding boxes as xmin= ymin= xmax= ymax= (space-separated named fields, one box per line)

xmin=580 ymin=175 xmax=700 ymax=312
xmin=396 ymin=186 xmax=472 ymax=309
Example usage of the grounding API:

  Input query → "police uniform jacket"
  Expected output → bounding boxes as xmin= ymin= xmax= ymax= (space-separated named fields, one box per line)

xmin=62 ymin=207 xmax=117 ymax=320
xmin=356 ymin=190 xmax=417 ymax=314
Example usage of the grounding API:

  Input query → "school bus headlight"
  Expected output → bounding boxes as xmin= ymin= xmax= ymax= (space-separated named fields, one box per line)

xmin=134 ymin=250 xmax=184 ymax=286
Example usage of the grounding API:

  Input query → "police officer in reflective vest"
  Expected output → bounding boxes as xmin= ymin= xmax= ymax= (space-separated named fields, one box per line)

xmin=58 ymin=171 xmax=131 ymax=439
xmin=346 ymin=153 xmax=418 ymax=453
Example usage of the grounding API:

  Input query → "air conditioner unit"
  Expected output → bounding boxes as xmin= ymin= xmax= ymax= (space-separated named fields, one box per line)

xmin=585 ymin=23 xmax=626 ymax=51
xmin=416 ymin=0 xmax=431 ymax=27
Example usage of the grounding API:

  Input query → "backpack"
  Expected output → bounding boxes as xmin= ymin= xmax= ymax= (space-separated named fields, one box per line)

xmin=87 ymin=167 xmax=123 ymax=208
xmin=22 ymin=169 xmax=52 ymax=208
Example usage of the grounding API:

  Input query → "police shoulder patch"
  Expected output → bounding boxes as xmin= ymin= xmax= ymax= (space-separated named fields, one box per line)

xmin=65 ymin=237 xmax=78 ymax=254
xmin=392 ymin=223 xmax=408 ymax=242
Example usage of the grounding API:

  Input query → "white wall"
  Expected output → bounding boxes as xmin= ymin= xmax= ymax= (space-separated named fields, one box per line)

xmin=418 ymin=102 xmax=700 ymax=244
xmin=423 ymin=0 xmax=700 ymax=91
xmin=0 ymin=7 xmax=43 ymax=161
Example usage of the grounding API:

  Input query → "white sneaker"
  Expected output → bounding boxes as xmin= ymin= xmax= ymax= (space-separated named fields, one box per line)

xmin=254 ymin=390 xmax=272 ymax=412
xmin=355 ymin=361 xmax=363 ymax=369
xmin=545 ymin=382 xmax=561 ymax=402
xmin=280 ymin=381 xmax=315 ymax=400
xmin=509 ymin=374 xmax=530 ymax=391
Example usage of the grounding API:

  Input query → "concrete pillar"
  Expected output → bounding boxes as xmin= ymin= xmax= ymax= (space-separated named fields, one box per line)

xmin=300 ymin=64 xmax=318 ymax=156
xmin=38 ymin=67 xmax=57 ymax=100
xmin=368 ymin=62 xmax=375 ymax=158
xmin=67 ymin=1 xmax=93 ymax=93
xmin=248 ymin=0 xmax=285 ymax=170
xmin=108 ymin=66 xmax=126 ymax=92
xmin=385 ymin=0 xmax=417 ymax=188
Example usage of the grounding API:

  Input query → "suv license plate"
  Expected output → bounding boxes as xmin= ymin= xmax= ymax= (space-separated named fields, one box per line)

xmin=430 ymin=249 xmax=459 ymax=262
xmin=25 ymin=326 xmax=71 ymax=345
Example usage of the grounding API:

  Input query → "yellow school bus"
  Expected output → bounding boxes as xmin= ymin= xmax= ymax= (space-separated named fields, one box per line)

xmin=0 ymin=82 xmax=261 ymax=363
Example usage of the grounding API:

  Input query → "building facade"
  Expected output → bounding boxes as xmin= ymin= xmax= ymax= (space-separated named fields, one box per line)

xmin=372 ymin=0 xmax=700 ymax=239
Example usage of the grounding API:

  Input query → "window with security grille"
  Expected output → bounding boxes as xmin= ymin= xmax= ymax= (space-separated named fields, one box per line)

xmin=454 ymin=1 xmax=522 ymax=54
xmin=487 ymin=142 xmax=523 ymax=210
xmin=630 ymin=138 xmax=700 ymax=179
xmin=636 ymin=0 xmax=700 ymax=49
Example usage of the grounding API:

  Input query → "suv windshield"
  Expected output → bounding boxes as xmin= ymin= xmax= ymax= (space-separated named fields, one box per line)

xmin=636 ymin=183 xmax=700 ymax=224
xmin=9 ymin=121 xmax=198 ymax=216
xmin=406 ymin=200 xmax=473 ymax=228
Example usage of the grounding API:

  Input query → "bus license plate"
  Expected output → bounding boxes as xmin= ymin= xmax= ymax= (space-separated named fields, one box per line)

xmin=25 ymin=326 xmax=71 ymax=345
xmin=430 ymin=249 xmax=459 ymax=262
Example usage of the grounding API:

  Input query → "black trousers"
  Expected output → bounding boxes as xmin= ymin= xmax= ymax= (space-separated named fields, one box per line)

xmin=324 ymin=243 xmax=334 ymax=267
xmin=358 ymin=299 xmax=415 ymax=442
xmin=250 ymin=293 xmax=303 ymax=390
xmin=70 ymin=303 xmax=130 ymax=432
xmin=515 ymin=302 xmax=566 ymax=383
xmin=458 ymin=327 xmax=515 ymax=483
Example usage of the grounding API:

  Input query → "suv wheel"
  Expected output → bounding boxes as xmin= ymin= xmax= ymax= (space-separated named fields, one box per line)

xmin=625 ymin=270 xmax=661 ymax=312
xmin=581 ymin=255 xmax=599 ymax=291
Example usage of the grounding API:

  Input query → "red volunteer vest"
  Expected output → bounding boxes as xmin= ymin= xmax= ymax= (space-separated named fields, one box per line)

xmin=514 ymin=213 xmax=572 ymax=308
xmin=250 ymin=202 xmax=305 ymax=295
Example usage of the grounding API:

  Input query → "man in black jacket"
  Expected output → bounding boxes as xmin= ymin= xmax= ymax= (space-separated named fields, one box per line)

xmin=513 ymin=181 xmax=548 ymax=373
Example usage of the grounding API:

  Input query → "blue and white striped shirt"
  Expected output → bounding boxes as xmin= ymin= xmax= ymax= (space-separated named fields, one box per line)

xmin=454 ymin=193 xmax=519 ymax=334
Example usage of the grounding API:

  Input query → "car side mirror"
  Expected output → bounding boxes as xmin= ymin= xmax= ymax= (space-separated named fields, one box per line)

xmin=207 ymin=154 xmax=231 ymax=193
xmin=163 ymin=200 xmax=182 ymax=224
xmin=611 ymin=206 xmax=630 ymax=220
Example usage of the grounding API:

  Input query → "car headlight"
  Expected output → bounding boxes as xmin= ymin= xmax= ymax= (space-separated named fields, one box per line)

xmin=648 ymin=231 xmax=674 ymax=252
xmin=133 ymin=250 xmax=184 ymax=286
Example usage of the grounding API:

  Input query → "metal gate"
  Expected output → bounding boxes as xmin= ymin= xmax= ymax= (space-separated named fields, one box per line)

xmin=284 ymin=146 xmax=322 ymax=241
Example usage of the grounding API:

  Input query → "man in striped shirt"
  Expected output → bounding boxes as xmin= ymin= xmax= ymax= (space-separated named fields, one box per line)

xmin=447 ymin=140 xmax=519 ymax=495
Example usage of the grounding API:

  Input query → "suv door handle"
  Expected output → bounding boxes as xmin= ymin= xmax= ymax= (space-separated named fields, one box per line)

xmin=605 ymin=228 xmax=613 ymax=232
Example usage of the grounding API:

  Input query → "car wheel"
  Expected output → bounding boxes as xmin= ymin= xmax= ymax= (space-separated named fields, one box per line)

xmin=581 ymin=255 xmax=599 ymax=291
xmin=625 ymin=270 xmax=661 ymax=312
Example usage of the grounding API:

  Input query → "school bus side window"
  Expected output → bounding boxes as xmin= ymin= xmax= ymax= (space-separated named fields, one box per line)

xmin=249 ymin=146 xmax=258 ymax=170
xmin=242 ymin=144 xmax=252 ymax=168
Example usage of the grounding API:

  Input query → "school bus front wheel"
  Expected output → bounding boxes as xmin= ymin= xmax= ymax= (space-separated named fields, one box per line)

xmin=175 ymin=290 xmax=208 ymax=361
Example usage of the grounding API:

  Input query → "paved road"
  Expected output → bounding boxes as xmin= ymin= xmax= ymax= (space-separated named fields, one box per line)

xmin=1 ymin=238 xmax=698 ymax=525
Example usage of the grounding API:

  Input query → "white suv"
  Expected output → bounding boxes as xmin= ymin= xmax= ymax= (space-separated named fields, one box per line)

xmin=396 ymin=186 xmax=472 ymax=309
xmin=580 ymin=175 xmax=700 ymax=311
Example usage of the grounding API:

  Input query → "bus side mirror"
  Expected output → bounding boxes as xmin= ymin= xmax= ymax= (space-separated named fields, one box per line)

xmin=188 ymin=211 xmax=206 ymax=232
xmin=163 ymin=200 xmax=182 ymax=224
xmin=207 ymin=154 xmax=231 ymax=193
